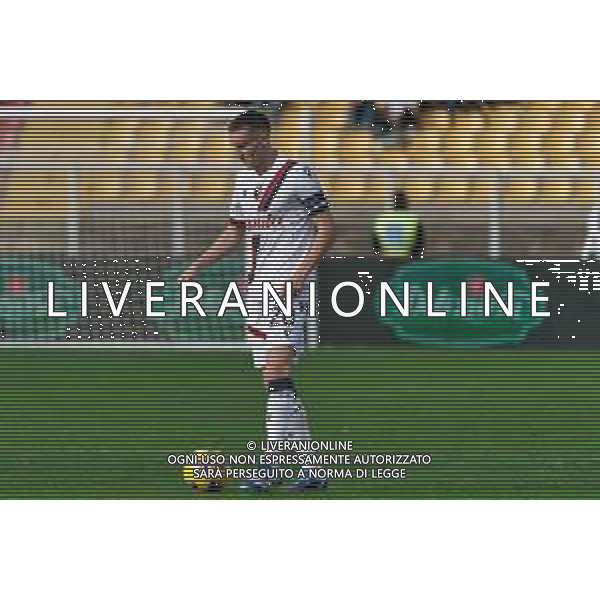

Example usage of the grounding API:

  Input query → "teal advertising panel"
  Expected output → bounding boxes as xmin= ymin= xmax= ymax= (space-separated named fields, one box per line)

xmin=0 ymin=257 xmax=79 ymax=340
xmin=376 ymin=260 xmax=548 ymax=347
xmin=374 ymin=260 xmax=547 ymax=347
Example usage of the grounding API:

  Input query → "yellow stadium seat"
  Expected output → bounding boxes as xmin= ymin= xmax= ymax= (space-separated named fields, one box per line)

xmin=477 ymin=104 xmax=522 ymax=167
xmin=102 ymin=118 xmax=139 ymax=162
xmin=551 ymin=101 xmax=595 ymax=116
xmin=406 ymin=107 xmax=451 ymax=165
xmin=433 ymin=177 xmax=473 ymax=207
xmin=538 ymin=178 xmax=575 ymax=204
xmin=85 ymin=118 xmax=140 ymax=203
xmin=130 ymin=119 xmax=174 ymax=162
xmin=519 ymin=100 xmax=562 ymax=114
xmin=544 ymin=102 xmax=593 ymax=167
xmin=575 ymin=104 xmax=600 ymax=167
xmin=29 ymin=100 xmax=138 ymax=109
xmin=313 ymin=102 xmax=352 ymax=167
xmin=173 ymin=171 xmax=234 ymax=244
xmin=178 ymin=101 xmax=221 ymax=109
xmin=442 ymin=110 xmax=485 ymax=166
xmin=18 ymin=119 xmax=70 ymax=159
xmin=510 ymin=102 xmax=560 ymax=167
xmin=121 ymin=119 xmax=175 ymax=200
xmin=272 ymin=102 xmax=312 ymax=161
xmin=122 ymin=172 xmax=163 ymax=200
xmin=470 ymin=178 xmax=500 ymax=208
xmin=337 ymin=129 xmax=375 ymax=165
xmin=201 ymin=133 xmax=235 ymax=166
xmin=72 ymin=119 xmax=112 ymax=160
xmin=201 ymin=110 xmax=237 ymax=166
xmin=1 ymin=172 xmax=68 ymax=219
xmin=373 ymin=144 xmax=409 ymax=171
xmin=188 ymin=172 xmax=235 ymax=213
xmin=502 ymin=178 xmax=539 ymax=206
xmin=169 ymin=119 xmax=205 ymax=162
xmin=83 ymin=173 xmax=123 ymax=202
xmin=327 ymin=173 xmax=368 ymax=207
xmin=573 ymin=178 xmax=599 ymax=209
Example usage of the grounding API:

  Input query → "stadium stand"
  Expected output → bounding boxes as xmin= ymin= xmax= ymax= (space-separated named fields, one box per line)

xmin=441 ymin=109 xmax=485 ymax=166
xmin=477 ymin=103 xmax=522 ymax=167
xmin=406 ymin=105 xmax=451 ymax=165
xmin=1 ymin=100 xmax=599 ymax=257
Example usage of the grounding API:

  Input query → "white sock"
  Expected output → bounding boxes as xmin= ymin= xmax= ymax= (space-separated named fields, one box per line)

xmin=266 ymin=377 xmax=311 ymax=441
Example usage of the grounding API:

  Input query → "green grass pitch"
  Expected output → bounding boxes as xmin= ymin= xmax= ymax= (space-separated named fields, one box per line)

xmin=1 ymin=347 xmax=598 ymax=499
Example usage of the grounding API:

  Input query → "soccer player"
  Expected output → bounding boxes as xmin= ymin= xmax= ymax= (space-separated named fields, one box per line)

xmin=180 ymin=110 xmax=335 ymax=491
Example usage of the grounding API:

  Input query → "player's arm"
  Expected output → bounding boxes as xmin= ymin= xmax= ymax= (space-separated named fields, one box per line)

xmin=179 ymin=221 xmax=243 ymax=281
xmin=290 ymin=209 xmax=335 ymax=293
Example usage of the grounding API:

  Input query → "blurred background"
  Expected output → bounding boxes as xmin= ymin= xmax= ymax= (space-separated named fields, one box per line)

xmin=0 ymin=99 xmax=598 ymax=342
xmin=2 ymin=100 xmax=600 ymax=500
xmin=1 ymin=99 xmax=598 ymax=259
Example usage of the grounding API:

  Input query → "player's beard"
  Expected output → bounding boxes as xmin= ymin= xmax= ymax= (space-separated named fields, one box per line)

xmin=242 ymin=142 xmax=273 ymax=174
xmin=240 ymin=143 xmax=260 ymax=168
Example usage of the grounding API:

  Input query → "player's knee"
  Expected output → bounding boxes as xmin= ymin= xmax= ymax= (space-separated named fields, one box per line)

xmin=259 ymin=345 xmax=294 ymax=385
xmin=262 ymin=368 xmax=289 ymax=387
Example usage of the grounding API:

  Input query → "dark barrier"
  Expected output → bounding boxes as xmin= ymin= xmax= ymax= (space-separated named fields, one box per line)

xmin=61 ymin=256 xmax=245 ymax=343
xmin=318 ymin=258 xmax=600 ymax=349
xmin=0 ymin=257 xmax=79 ymax=340
xmin=2 ymin=254 xmax=599 ymax=348
xmin=0 ymin=255 xmax=245 ymax=343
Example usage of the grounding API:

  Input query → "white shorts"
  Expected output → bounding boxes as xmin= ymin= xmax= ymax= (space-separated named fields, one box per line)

xmin=244 ymin=283 xmax=314 ymax=369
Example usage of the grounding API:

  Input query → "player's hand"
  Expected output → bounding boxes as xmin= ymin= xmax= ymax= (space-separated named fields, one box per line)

xmin=269 ymin=277 xmax=304 ymax=301
xmin=287 ymin=274 xmax=307 ymax=298
xmin=236 ymin=279 xmax=248 ymax=295
xmin=178 ymin=266 xmax=199 ymax=283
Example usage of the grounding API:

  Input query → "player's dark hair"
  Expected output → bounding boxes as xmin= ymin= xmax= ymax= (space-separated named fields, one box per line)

xmin=228 ymin=110 xmax=271 ymax=135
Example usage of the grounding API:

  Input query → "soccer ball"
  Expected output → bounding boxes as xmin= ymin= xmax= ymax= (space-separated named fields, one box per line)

xmin=182 ymin=449 xmax=229 ymax=493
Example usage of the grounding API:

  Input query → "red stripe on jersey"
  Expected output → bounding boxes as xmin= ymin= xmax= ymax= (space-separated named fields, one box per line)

xmin=246 ymin=235 xmax=259 ymax=284
xmin=229 ymin=218 xmax=246 ymax=229
xmin=257 ymin=160 xmax=296 ymax=212
xmin=246 ymin=325 xmax=267 ymax=340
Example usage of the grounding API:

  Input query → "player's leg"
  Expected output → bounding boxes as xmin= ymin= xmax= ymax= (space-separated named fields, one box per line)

xmin=239 ymin=342 xmax=311 ymax=492
xmin=241 ymin=298 xmax=324 ymax=491
xmin=260 ymin=344 xmax=292 ymax=385
xmin=261 ymin=345 xmax=312 ymax=443
xmin=262 ymin=344 xmax=326 ymax=492
xmin=238 ymin=332 xmax=290 ymax=491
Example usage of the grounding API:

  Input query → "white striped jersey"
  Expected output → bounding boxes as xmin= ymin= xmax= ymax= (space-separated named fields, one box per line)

xmin=229 ymin=155 xmax=329 ymax=285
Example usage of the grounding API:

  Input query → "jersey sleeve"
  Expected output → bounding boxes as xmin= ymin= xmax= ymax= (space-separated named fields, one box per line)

xmin=291 ymin=165 xmax=330 ymax=215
